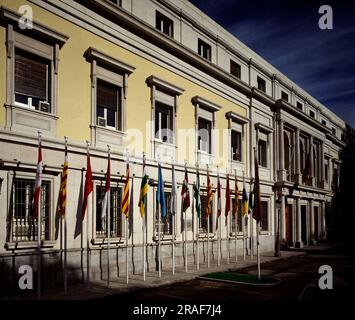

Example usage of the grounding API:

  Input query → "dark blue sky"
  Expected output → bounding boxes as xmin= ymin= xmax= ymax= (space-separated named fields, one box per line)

xmin=189 ymin=0 xmax=355 ymax=128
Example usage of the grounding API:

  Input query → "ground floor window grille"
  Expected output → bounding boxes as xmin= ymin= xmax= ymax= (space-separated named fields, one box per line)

xmin=155 ymin=192 xmax=173 ymax=236
xmin=96 ymin=185 xmax=123 ymax=238
xmin=231 ymin=199 xmax=243 ymax=233
xmin=12 ymin=178 xmax=50 ymax=242
xmin=199 ymin=195 xmax=213 ymax=233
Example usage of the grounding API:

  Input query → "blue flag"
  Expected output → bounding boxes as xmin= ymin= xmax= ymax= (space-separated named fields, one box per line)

xmin=157 ymin=163 xmax=167 ymax=218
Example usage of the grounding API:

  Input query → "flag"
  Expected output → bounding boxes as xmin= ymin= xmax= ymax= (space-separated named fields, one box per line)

xmin=58 ymin=141 xmax=68 ymax=216
xmin=253 ymin=153 xmax=262 ymax=222
xmin=207 ymin=170 xmax=213 ymax=216
xmin=233 ymin=173 xmax=239 ymax=217
xmin=241 ymin=176 xmax=248 ymax=216
xmin=171 ymin=163 xmax=177 ymax=216
xmin=248 ymin=189 xmax=253 ymax=214
xmin=181 ymin=166 xmax=190 ymax=212
xmin=225 ymin=173 xmax=230 ymax=216
xmin=217 ymin=172 xmax=221 ymax=217
xmin=138 ymin=155 xmax=148 ymax=218
xmin=33 ymin=137 xmax=43 ymax=220
xmin=156 ymin=163 xmax=167 ymax=218
xmin=122 ymin=162 xmax=130 ymax=217
xmin=101 ymin=151 xmax=111 ymax=219
xmin=193 ymin=170 xmax=201 ymax=218
xmin=82 ymin=148 xmax=93 ymax=218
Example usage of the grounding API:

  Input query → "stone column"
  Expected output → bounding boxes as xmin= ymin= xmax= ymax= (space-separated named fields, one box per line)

xmin=320 ymin=143 xmax=325 ymax=188
xmin=280 ymin=195 xmax=286 ymax=241
xmin=295 ymin=128 xmax=301 ymax=184
xmin=309 ymin=199 xmax=315 ymax=245
xmin=278 ymin=118 xmax=287 ymax=181
xmin=295 ymin=197 xmax=302 ymax=248
xmin=309 ymin=136 xmax=315 ymax=187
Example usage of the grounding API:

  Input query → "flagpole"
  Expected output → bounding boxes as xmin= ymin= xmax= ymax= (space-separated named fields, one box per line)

xmin=107 ymin=145 xmax=111 ymax=288
xmin=217 ymin=167 xmax=220 ymax=267
xmin=171 ymin=158 xmax=175 ymax=275
xmin=196 ymin=164 xmax=200 ymax=271
xmin=63 ymin=136 xmax=68 ymax=295
xmin=37 ymin=131 xmax=42 ymax=300
xmin=257 ymin=221 xmax=260 ymax=280
xmin=85 ymin=141 xmax=91 ymax=289
xmin=158 ymin=158 xmax=161 ymax=278
xmin=226 ymin=169 xmax=229 ymax=265
xmin=184 ymin=161 xmax=188 ymax=273
xmin=242 ymin=214 xmax=246 ymax=261
xmin=207 ymin=164 xmax=210 ymax=269
xmin=142 ymin=152 xmax=146 ymax=281
xmin=126 ymin=151 xmax=129 ymax=284
xmin=233 ymin=170 xmax=237 ymax=263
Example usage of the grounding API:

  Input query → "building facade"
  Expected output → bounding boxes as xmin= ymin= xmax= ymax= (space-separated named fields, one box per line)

xmin=0 ymin=0 xmax=345 ymax=287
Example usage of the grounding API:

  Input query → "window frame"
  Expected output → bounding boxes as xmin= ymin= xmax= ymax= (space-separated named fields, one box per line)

xmin=85 ymin=47 xmax=135 ymax=148
xmin=198 ymin=38 xmax=212 ymax=61
xmin=155 ymin=10 xmax=174 ymax=38
xmin=257 ymin=76 xmax=266 ymax=92
xmin=230 ymin=60 xmax=241 ymax=79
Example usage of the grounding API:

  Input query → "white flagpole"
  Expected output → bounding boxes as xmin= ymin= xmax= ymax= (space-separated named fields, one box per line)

xmin=37 ymin=131 xmax=42 ymax=300
xmin=86 ymin=141 xmax=91 ymax=289
xmin=197 ymin=213 xmax=199 ymax=270
xmin=126 ymin=152 xmax=129 ymax=285
xmin=107 ymin=145 xmax=111 ymax=288
xmin=158 ymin=159 xmax=161 ymax=278
xmin=257 ymin=221 xmax=261 ymax=280
xmin=171 ymin=158 xmax=175 ymax=275
xmin=234 ymin=169 xmax=238 ymax=263
xmin=243 ymin=215 xmax=246 ymax=261
xmin=207 ymin=215 xmax=210 ymax=268
xmin=142 ymin=152 xmax=146 ymax=281
xmin=250 ymin=202 xmax=253 ymax=259
xmin=184 ymin=162 xmax=188 ymax=273
xmin=63 ymin=136 xmax=68 ymax=295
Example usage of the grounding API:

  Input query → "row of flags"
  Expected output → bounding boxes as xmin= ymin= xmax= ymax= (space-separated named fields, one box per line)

xmin=33 ymin=137 xmax=263 ymax=225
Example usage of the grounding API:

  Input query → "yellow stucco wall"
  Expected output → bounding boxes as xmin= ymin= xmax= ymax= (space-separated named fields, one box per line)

xmin=0 ymin=0 xmax=247 ymax=167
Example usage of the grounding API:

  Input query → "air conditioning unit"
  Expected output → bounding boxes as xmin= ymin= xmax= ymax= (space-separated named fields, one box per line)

xmin=200 ymin=140 xmax=208 ymax=152
xmin=98 ymin=117 xmax=107 ymax=127
xmin=39 ymin=101 xmax=50 ymax=113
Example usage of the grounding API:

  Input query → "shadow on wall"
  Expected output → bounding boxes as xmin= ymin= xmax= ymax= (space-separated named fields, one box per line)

xmin=0 ymin=254 xmax=83 ymax=299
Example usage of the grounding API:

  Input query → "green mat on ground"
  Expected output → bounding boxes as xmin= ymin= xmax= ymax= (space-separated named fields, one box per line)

xmin=201 ymin=272 xmax=278 ymax=284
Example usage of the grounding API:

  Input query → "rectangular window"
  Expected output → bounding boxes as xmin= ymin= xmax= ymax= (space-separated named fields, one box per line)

xmin=12 ymin=178 xmax=50 ymax=242
xmin=261 ymin=201 xmax=268 ymax=231
xmin=96 ymin=185 xmax=123 ymax=238
xmin=108 ymin=0 xmax=122 ymax=5
xmin=230 ymin=60 xmax=241 ymax=79
xmin=322 ymin=120 xmax=327 ymax=126
xmin=296 ymin=101 xmax=303 ymax=110
xmin=257 ymin=76 xmax=266 ymax=92
xmin=198 ymin=118 xmax=212 ymax=154
xmin=14 ymin=49 xmax=51 ymax=112
xmin=309 ymin=110 xmax=315 ymax=119
xmin=258 ymin=139 xmax=267 ymax=167
xmin=155 ymin=103 xmax=174 ymax=144
xmin=156 ymin=11 xmax=174 ymax=38
xmin=231 ymin=130 xmax=242 ymax=162
xmin=281 ymin=91 xmax=289 ymax=102
xmin=155 ymin=192 xmax=173 ymax=236
xmin=198 ymin=39 xmax=212 ymax=61
xmin=331 ymin=128 xmax=336 ymax=135
xmin=199 ymin=195 xmax=213 ymax=233
xmin=96 ymin=80 xmax=121 ymax=130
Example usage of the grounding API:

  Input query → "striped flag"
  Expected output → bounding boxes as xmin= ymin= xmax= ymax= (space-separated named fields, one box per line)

xmin=233 ymin=173 xmax=239 ymax=217
xmin=181 ymin=166 xmax=190 ymax=213
xmin=253 ymin=152 xmax=262 ymax=222
xmin=225 ymin=173 xmax=230 ymax=216
xmin=156 ymin=163 xmax=167 ymax=218
xmin=101 ymin=151 xmax=111 ymax=219
xmin=217 ymin=172 xmax=221 ymax=217
xmin=241 ymin=175 xmax=248 ymax=216
xmin=193 ymin=170 xmax=201 ymax=218
xmin=122 ymin=162 xmax=130 ymax=217
xmin=58 ymin=140 xmax=68 ymax=216
xmin=33 ymin=136 xmax=43 ymax=220
xmin=207 ymin=169 xmax=213 ymax=217
xmin=171 ymin=163 xmax=177 ymax=216
xmin=82 ymin=146 xmax=93 ymax=218
xmin=138 ymin=155 xmax=148 ymax=218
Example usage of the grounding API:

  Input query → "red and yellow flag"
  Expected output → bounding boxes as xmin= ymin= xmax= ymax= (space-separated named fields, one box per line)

xmin=122 ymin=162 xmax=130 ymax=217
xmin=58 ymin=139 xmax=68 ymax=216
xmin=206 ymin=169 xmax=213 ymax=217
